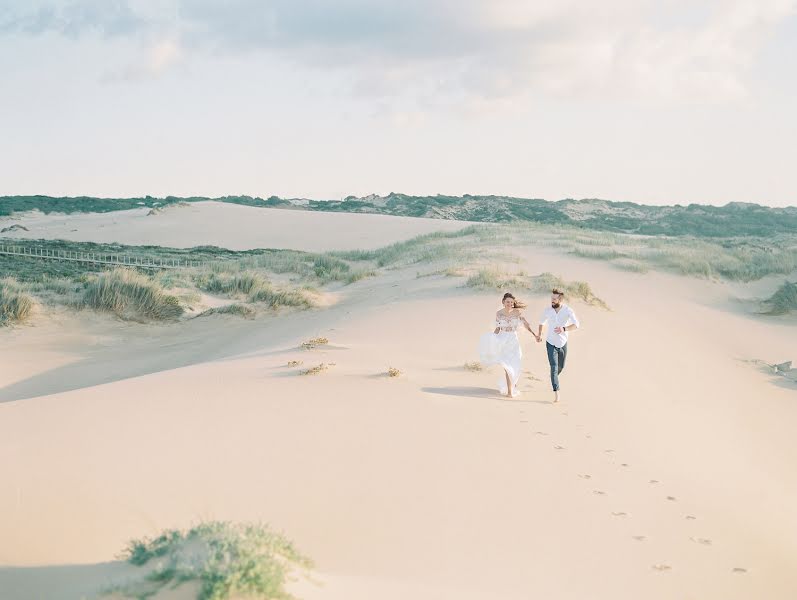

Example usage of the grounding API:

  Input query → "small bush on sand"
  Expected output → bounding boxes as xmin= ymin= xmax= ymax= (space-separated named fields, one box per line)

xmin=115 ymin=521 xmax=312 ymax=600
xmin=196 ymin=304 xmax=256 ymax=319
xmin=287 ymin=360 xmax=303 ymax=367
xmin=0 ymin=281 xmax=35 ymax=325
xmin=464 ymin=361 xmax=483 ymax=371
xmin=763 ymin=281 xmax=797 ymax=315
xmin=300 ymin=363 xmax=330 ymax=375
xmin=82 ymin=268 xmax=184 ymax=320
xmin=300 ymin=337 xmax=329 ymax=350
xmin=465 ymin=269 xmax=526 ymax=290
xmin=387 ymin=367 xmax=402 ymax=377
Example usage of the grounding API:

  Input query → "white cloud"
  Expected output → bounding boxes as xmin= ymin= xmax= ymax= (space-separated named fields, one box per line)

xmin=2 ymin=0 xmax=795 ymax=103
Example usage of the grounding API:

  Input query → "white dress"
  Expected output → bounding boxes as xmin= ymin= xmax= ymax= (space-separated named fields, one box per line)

xmin=478 ymin=314 xmax=523 ymax=396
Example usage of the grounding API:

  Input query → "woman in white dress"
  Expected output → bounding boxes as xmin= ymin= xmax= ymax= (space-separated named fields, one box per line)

xmin=478 ymin=292 xmax=539 ymax=397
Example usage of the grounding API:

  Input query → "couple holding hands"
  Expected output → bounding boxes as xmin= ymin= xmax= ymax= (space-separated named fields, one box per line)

xmin=478 ymin=288 xmax=580 ymax=402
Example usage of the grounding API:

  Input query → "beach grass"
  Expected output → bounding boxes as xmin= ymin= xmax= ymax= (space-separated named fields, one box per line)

xmin=300 ymin=363 xmax=330 ymax=375
xmin=300 ymin=337 xmax=329 ymax=350
xmin=0 ymin=279 xmax=35 ymax=325
xmin=196 ymin=304 xmax=256 ymax=319
xmin=112 ymin=521 xmax=312 ymax=600
xmin=762 ymin=281 xmax=797 ymax=315
xmin=465 ymin=267 xmax=610 ymax=309
xmin=82 ymin=268 xmax=184 ymax=321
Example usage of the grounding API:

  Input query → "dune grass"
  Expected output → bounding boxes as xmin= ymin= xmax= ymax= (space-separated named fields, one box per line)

xmin=112 ymin=521 xmax=312 ymax=600
xmin=464 ymin=361 xmax=483 ymax=371
xmin=0 ymin=279 xmax=35 ymax=325
xmin=300 ymin=363 xmax=330 ymax=375
xmin=192 ymin=271 xmax=312 ymax=308
xmin=465 ymin=267 xmax=609 ymax=309
xmin=762 ymin=281 xmax=797 ymax=315
xmin=82 ymin=268 xmax=184 ymax=321
xmin=387 ymin=367 xmax=402 ymax=377
xmin=300 ymin=337 xmax=329 ymax=350
xmin=196 ymin=304 xmax=256 ymax=319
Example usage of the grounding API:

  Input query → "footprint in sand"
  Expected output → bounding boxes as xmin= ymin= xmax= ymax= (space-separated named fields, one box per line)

xmin=666 ymin=496 xmax=678 ymax=502
xmin=554 ymin=445 xmax=566 ymax=450
xmin=535 ymin=431 xmax=549 ymax=436
xmin=620 ymin=463 xmax=630 ymax=468
xmin=520 ymin=420 xmax=529 ymax=423
xmin=732 ymin=568 xmax=748 ymax=574
xmin=649 ymin=479 xmax=660 ymax=484
xmin=611 ymin=511 xmax=628 ymax=517
xmin=685 ymin=515 xmax=697 ymax=520
xmin=578 ymin=474 xmax=592 ymax=480
xmin=593 ymin=490 xmax=607 ymax=496
xmin=689 ymin=537 xmax=712 ymax=546
xmin=604 ymin=449 xmax=615 ymax=454
xmin=632 ymin=535 xmax=647 ymax=542
xmin=652 ymin=564 xmax=672 ymax=572
xmin=585 ymin=434 xmax=592 ymax=439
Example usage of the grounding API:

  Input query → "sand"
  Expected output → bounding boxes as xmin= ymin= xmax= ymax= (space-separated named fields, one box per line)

xmin=0 ymin=200 xmax=468 ymax=252
xmin=1 ymin=208 xmax=796 ymax=600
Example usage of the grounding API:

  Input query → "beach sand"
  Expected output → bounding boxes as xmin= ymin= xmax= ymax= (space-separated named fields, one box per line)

xmin=1 ymin=207 xmax=795 ymax=600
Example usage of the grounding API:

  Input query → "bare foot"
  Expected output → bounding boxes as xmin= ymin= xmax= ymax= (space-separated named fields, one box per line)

xmin=553 ymin=391 xmax=560 ymax=403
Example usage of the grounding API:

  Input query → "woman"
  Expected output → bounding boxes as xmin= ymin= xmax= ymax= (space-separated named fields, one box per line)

xmin=478 ymin=292 xmax=538 ymax=397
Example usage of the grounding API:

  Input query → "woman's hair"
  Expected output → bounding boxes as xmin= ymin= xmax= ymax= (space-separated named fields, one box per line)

xmin=502 ymin=292 xmax=527 ymax=309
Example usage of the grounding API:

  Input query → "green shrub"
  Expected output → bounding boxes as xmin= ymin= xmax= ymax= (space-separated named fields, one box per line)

xmin=0 ymin=281 xmax=34 ymax=325
xmin=763 ymin=281 xmax=797 ymax=315
xmin=116 ymin=521 xmax=312 ymax=600
xmin=82 ymin=268 xmax=184 ymax=320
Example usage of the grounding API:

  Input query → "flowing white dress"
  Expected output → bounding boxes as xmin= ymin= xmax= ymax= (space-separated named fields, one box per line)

xmin=478 ymin=314 xmax=523 ymax=396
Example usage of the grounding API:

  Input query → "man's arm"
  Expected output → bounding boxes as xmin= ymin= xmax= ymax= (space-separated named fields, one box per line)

xmin=564 ymin=308 xmax=580 ymax=332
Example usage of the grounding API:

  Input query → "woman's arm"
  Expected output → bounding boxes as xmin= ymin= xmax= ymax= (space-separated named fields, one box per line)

xmin=521 ymin=315 xmax=541 ymax=341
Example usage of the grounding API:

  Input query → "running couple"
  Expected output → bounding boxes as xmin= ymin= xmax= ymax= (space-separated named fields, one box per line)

xmin=477 ymin=288 xmax=580 ymax=402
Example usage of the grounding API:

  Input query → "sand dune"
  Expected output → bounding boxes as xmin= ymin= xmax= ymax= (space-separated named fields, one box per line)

xmin=1 ymin=212 xmax=796 ymax=600
xmin=0 ymin=200 xmax=468 ymax=251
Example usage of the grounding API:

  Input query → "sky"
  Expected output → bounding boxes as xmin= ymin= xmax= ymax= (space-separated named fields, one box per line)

xmin=1 ymin=0 xmax=796 ymax=207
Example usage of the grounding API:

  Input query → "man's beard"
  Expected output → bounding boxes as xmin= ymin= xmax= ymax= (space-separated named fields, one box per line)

xmin=551 ymin=302 xmax=560 ymax=309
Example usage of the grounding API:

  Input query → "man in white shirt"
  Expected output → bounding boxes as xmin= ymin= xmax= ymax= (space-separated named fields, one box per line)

xmin=536 ymin=288 xmax=580 ymax=403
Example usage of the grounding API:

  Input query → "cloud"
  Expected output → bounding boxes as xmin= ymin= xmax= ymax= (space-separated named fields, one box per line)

xmin=100 ymin=37 xmax=183 ymax=83
xmin=2 ymin=0 xmax=795 ymax=103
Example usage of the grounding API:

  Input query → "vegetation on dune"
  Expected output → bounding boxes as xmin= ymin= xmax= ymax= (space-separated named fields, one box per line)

xmin=82 ymin=268 xmax=184 ymax=321
xmin=4 ymin=193 xmax=797 ymax=238
xmin=300 ymin=362 xmax=331 ymax=375
xmin=465 ymin=268 xmax=610 ymax=309
xmin=0 ymin=279 xmax=35 ymax=325
xmin=196 ymin=304 xmax=256 ymax=319
xmin=300 ymin=337 xmax=329 ymax=350
xmin=762 ymin=281 xmax=797 ymax=315
xmin=113 ymin=521 xmax=312 ymax=600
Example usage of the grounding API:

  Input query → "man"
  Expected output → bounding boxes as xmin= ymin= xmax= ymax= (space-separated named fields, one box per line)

xmin=536 ymin=288 xmax=580 ymax=403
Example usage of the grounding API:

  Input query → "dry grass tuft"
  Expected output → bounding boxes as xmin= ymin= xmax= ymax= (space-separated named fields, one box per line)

xmin=287 ymin=360 xmax=303 ymax=367
xmin=0 ymin=280 xmax=35 ymax=325
xmin=300 ymin=363 xmax=331 ymax=376
xmin=464 ymin=361 xmax=483 ymax=371
xmin=82 ymin=268 xmax=184 ymax=320
xmin=300 ymin=336 xmax=329 ymax=350
xmin=387 ymin=367 xmax=402 ymax=377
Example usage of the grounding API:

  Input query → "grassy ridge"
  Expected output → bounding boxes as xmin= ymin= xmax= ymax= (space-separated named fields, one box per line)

xmin=3 ymin=193 xmax=796 ymax=238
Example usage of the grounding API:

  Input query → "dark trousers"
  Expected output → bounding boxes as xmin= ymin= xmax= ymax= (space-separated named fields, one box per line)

xmin=546 ymin=342 xmax=568 ymax=391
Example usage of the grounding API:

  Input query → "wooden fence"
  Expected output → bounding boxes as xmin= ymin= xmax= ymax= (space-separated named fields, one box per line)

xmin=0 ymin=244 xmax=207 ymax=269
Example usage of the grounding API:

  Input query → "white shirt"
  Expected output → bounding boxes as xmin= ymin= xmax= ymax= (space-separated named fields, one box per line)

xmin=539 ymin=304 xmax=580 ymax=348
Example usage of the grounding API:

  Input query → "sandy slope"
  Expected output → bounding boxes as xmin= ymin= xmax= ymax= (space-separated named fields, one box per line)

xmin=1 ymin=218 xmax=796 ymax=599
xmin=0 ymin=200 xmax=468 ymax=251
